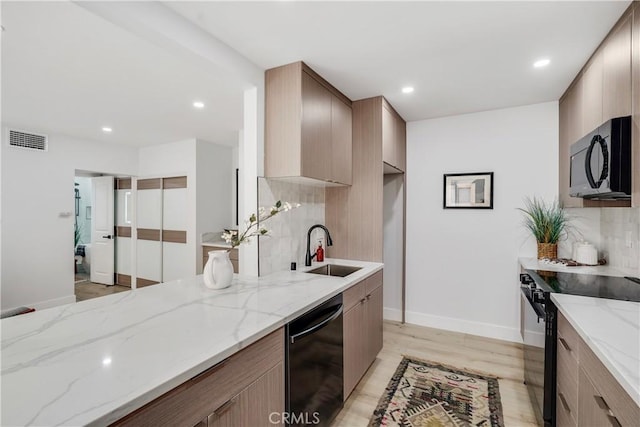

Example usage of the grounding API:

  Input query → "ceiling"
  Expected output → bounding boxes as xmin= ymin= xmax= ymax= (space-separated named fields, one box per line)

xmin=1 ymin=1 xmax=632 ymax=146
xmin=167 ymin=1 xmax=631 ymax=121
xmin=1 ymin=1 xmax=244 ymax=147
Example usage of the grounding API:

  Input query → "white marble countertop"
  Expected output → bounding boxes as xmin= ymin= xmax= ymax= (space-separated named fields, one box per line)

xmin=519 ymin=257 xmax=638 ymax=278
xmin=1 ymin=258 xmax=382 ymax=426
xmin=551 ymin=293 xmax=640 ymax=406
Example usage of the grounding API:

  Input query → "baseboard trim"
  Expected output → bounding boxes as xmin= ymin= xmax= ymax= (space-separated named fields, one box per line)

xmin=383 ymin=307 xmax=403 ymax=322
xmin=28 ymin=295 xmax=76 ymax=311
xmin=404 ymin=310 xmax=522 ymax=343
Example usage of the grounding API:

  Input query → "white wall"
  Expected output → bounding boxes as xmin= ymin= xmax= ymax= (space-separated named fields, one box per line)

xmin=1 ymin=129 xmax=138 ymax=310
xmin=405 ymin=102 xmax=559 ymax=342
xmin=383 ymin=174 xmax=404 ymax=321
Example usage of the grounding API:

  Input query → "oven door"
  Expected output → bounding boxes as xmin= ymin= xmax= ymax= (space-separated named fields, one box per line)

xmin=520 ymin=287 xmax=547 ymax=426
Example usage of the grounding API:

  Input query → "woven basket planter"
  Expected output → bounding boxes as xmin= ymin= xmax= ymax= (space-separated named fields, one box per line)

xmin=537 ymin=243 xmax=557 ymax=260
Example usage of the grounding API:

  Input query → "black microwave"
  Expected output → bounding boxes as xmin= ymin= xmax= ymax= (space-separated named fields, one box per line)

xmin=569 ymin=116 xmax=631 ymax=200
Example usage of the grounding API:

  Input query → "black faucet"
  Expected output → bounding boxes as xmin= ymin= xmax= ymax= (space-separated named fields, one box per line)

xmin=305 ymin=224 xmax=333 ymax=266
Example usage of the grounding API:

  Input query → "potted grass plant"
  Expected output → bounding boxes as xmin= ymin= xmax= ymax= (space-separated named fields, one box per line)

xmin=519 ymin=197 xmax=569 ymax=259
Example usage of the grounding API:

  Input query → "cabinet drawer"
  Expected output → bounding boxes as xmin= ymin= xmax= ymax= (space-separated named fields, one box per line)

xmin=365 ymin=270 xmax=383 ymax=295
xmin=578 ymin=336 xmax=640 ymax=427
xmin=557 ymin=312 xmax=579 ymax=363
xmin=343 ymin=280 xmax=365 ymax=312
xmin=557 ymin=377 xmax=578 ymax=427
xmin=556 ymin=334 xmax=578 ymax=424
xmin=112 ymin=329 xmax=284 ymax=427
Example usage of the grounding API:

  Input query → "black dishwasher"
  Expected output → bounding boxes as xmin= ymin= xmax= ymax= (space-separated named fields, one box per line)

xmin=286 ymin=294 xmax=343 ymax=426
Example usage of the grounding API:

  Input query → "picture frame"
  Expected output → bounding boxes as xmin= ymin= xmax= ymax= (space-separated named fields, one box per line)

xmin=443 ymin=172 xmax=494 ymax=209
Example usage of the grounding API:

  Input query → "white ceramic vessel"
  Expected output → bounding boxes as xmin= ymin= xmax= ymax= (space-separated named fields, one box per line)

xmin=203 ymin=250 xmax=234 ymax=289
xmin=575 ymin=242 xmax=598 ymax=266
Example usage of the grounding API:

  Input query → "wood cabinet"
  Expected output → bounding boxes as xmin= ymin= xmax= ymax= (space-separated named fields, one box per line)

xmin=206 ymin=363 xmax=284 ymax=427
xmin=382 ymin=100 xmax=406 ymax=172
xmin=326 ymin=96 xmax=405 ymax=262
xmin=581 ymin=51 xmax=604 ymax=135
xmin=556 ymin=312 xmax=639 ymax=427
xmin=202 ymin=246 xmax=238 ymax=274
xmin=603 ymin=14 xmax=633 ymax=121
xmin=343 ymin=270 xmax=383 ymax=400
xmin=559 ymin=80 xmax=584 ymax=208
xmin=331 ymin=94 xmax=353 ymax=185
xmin=265 ymin=62 xmax=352 ymax=185
xmin=112 ymin=329 xmax=284 ymax=427
xmin=558 ymin=3 xmax=637 ymax=207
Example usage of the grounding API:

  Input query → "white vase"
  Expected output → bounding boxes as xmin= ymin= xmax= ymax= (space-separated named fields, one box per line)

xmin=203 ymin=250 xmax=234 ymax=289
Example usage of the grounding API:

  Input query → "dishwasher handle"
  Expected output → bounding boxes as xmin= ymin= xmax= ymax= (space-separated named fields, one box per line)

xmin=290 ymin=304 xmax=343 ymax=344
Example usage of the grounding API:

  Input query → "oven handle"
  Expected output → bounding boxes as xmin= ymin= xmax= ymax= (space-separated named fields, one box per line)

xmin=290 ymin=304 xmax=343 ymax=344
xmin=520 ymin=287 xmax=545 ymax=322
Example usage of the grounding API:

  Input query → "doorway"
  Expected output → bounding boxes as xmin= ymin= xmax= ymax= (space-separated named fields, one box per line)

xmin=74 ymin=171 xmax=132 ymax=302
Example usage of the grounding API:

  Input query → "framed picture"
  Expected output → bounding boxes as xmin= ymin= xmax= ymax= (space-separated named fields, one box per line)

xmin=443 ymin=172 xmax=493 ymax=209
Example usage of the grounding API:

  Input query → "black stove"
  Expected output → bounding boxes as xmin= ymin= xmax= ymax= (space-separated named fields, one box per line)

xmin=526 ymin=270 xmax=640 ymax=302
xmin=519 ymin=270 xmax=640 ymax=427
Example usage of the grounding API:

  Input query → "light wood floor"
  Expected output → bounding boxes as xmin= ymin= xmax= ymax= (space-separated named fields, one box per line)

xmin=75 ymin=281 xmax=130 ymax=302
xmin=333 ymin=321 xmax=540 ymax=427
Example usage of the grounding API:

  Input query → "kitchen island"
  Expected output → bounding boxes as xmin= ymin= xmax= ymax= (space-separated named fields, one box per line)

xmin=1 ymin=259 xmax=383 ymax=426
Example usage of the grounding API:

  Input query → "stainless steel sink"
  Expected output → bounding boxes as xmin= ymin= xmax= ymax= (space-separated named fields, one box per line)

xmin=305 ymin=264 xmax=362 ymax=277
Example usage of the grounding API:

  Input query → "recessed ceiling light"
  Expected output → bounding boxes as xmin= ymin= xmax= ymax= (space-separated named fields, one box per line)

xmin=402 ymin=87 xmax=414 ymax=94
xmin=102 ymin=357 xmax=112 ymax=366
xmin=193 ymin=101 xmax=205 ymax=109
xmin=533 ymin=58 xmax=551 ymax=68
xmin=101 ymin=127 xmax=112 ymax=133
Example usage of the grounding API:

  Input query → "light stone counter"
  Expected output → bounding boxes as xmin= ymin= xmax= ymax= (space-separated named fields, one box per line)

xmin=551 ymin=294 xmax=640 ymax=406
xmin=1 ymin=259 xmax=382 ymax=426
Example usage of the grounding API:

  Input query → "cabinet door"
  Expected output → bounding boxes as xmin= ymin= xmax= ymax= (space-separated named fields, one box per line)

xmin=364 ymin=285 xmax=383 ymax=367
xmin=382 ymin=104 xmax=397 ymax=169
xmin=301 ymin=71 xmax=332 ymax=181
xmin=577 ymin=368 xmax=614 ymax=427
xmin=603 ymin=14 xmax=632 ymax=121
xmin=395 ymin=117 xmax=406 ymax=172
xmin=559 ymin=81 xmax=584 ymax=208
xmin=331 ymin=95 xmax=352 ymax=185
xmin=209 ymin=362 xmax=284 ymax=427
xmin=582 ymin=51 xmax=604 ymax=134
xmin=343 ymin=301 xmax=365 ymax=400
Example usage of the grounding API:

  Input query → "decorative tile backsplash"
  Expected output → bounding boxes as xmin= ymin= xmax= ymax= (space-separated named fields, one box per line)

xmin=600 ymin=207 xmax=640 ymax=272
xmin=257 ymin=178 xmax=326 ymax=276
xmin=562 ymin=207 xmax=640 ymax=273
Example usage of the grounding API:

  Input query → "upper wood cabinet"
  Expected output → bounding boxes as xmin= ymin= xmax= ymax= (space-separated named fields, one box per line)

xmin=581 ymin=51 xmax=604 ymax=135
xmin=558 ymin=4 xmax=637 ymax=207
xmin=559 ymin=80 xmax=584 ymax=208
xmin=382 ymin=99 xmax=406 ymax=172
xmin=603 ymin=13 xmax=633 ymax=122
xmin=265 ymin=62 xmax=352 ymax=185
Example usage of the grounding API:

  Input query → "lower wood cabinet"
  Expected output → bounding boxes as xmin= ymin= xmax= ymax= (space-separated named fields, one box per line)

xmin=206 ymin=363 xmax=284 ymax=427
xmin=556 ymin=312 xmax=639 ymax=427
xmin=343 ymin=270 xmax=383 ymax=400
xmin=112 ymin=329 xmax=284 ymax=427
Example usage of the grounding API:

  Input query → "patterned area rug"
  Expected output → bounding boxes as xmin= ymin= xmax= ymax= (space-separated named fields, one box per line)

xmin=370 ymin=357 xmax=505 ymax=427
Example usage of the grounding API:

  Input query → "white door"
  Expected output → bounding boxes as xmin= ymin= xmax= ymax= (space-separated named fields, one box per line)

xmin=91 ymin=176 xmax=115 ymax=285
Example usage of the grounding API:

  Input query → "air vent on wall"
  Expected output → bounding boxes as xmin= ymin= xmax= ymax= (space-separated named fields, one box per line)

xmin=8 ymin=129 xmax=48 ymax=151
